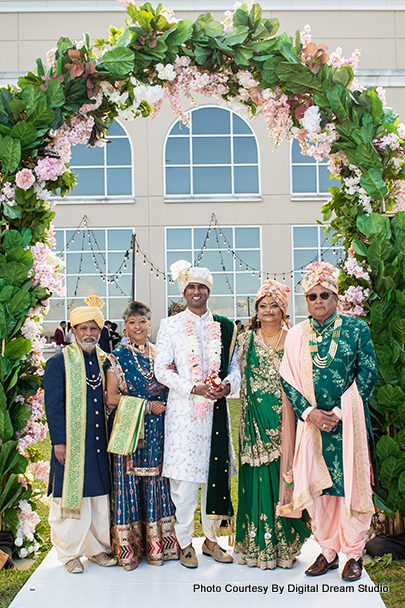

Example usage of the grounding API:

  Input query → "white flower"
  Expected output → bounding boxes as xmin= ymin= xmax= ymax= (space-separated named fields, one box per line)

xmin=117 ymin=108 xmax=134 ymax=121
xmin=397 ymin=123 xmax=405 ymax=139
xmin=118 ymin=91 xmax=129 ymax=104
xmin=236 ymin=70 xmax=259 ymax=90
xmin=109 ymin=91 xmax=121 ymax=103
xmin=18 ymin=500 xmax=32 ymax=516
xmin=344 ymin=175 xmax=361 ymax=195
xmin=144 ymin=85 xmax=164 ymax=105
xmin=14 ymin=537 xmax=23 ymax=547
xmin=264 ymin=532 xmax=272 ymax=540
xmin=250 ymin=530 xmax=256 ymax=538
xmin=19 ymin=548 xmax=29 ymax=559
xmin=302 ymin=105 xmax=321 ymax=133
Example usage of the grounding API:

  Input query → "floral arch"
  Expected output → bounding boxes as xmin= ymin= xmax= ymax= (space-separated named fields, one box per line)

xmin=1 ymin=0 xmax=404 ymax=551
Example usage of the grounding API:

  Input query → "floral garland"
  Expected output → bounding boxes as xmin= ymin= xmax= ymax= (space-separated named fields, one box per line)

xmin=183 ymin=319 xmax=222 ymax=418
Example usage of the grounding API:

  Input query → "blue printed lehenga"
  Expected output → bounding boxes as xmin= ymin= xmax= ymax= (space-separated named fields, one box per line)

xmin=105 ymin=343 xmax=179 ymax=570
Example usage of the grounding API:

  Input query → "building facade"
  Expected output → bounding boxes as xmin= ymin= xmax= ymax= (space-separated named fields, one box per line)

xmin=1 ymin=0 xmax=404 ymax=338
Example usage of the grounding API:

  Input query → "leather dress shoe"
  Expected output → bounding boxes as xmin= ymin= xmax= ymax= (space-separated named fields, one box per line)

xmin=305 ymin=553 xmax=339 ymax=576
xmin=341 ymin=558 xmax=362 ymax=581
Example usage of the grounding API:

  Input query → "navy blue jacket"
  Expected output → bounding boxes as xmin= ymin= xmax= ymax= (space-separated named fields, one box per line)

xmin=43 ymin=349 xmax=110 ymax=498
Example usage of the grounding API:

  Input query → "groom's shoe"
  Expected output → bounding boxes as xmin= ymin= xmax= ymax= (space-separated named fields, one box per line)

xmin=202 ymin=540 xmax=233 ymax=563
xmin=305 ymin=553 xmax=339 ymax=576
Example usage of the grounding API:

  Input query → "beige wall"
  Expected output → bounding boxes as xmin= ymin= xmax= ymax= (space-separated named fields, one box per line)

xmin=1 ymin=2 xmax=404 ymax=334
xmin=1 ymin=7 xmax=404 ymax=72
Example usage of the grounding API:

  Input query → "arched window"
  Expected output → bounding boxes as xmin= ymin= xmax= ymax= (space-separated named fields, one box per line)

xmin=67 ymin=120 xmax=133 ymax=199
xmin=290 ymin=139 xmax=340 ymax=198
xmin=164 ymin=106 xmax=260 ymax=199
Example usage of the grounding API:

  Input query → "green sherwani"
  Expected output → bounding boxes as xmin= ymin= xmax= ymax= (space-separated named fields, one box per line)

xmin=281 ymin=312 xmax=377 ymax=496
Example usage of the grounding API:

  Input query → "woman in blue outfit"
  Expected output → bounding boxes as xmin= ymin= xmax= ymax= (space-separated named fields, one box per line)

xmin=105 ymin=301 xmax=179 ymax=570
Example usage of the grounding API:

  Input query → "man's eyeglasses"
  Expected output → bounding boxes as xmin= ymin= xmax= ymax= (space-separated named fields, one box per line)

xmin=306 ymin=292 xmax=332 ymax=302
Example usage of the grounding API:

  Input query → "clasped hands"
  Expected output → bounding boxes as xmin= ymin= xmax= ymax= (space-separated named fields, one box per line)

xmin=307 ymin=408 xmax=340 ymax=433
xmin=192 ymin=383 xmax=231 ymax=400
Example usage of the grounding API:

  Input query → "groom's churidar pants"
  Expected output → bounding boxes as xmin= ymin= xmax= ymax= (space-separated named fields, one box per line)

xmin=307 ymin=495 xmax=373 ymax=561
xmin=169 ymin=479 xmax=217 ymax=549
xmin=49 ymin=494 xmax=111 ymax=564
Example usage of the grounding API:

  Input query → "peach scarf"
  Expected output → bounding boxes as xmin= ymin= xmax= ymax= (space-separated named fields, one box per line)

xmin=278 ymin=319 xmax=374 ymax=519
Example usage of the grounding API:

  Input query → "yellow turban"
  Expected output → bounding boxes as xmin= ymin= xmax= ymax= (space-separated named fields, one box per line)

xmin=69 ymin=295 xmax=105 ymax=329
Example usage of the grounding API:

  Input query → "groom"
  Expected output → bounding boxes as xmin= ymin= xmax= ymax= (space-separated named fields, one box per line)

xmin=155 ymin=260 xmax=241 ymax=568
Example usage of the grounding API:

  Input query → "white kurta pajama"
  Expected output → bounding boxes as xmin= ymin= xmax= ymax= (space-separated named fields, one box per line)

xmin=155 ymin=308 xmax=241 ymax=548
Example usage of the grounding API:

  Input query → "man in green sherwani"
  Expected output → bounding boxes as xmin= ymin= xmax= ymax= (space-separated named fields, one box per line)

xmin=279 ymin=261 xmax=377 ymax=583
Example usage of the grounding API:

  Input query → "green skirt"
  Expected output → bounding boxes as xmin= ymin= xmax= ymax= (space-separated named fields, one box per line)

xmin=236 ymin=456 xmax=310 ymax=569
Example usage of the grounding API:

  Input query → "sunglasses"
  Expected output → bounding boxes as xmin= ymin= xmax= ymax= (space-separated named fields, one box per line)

xmin=306 ymin=292 xmax=333 ymax=302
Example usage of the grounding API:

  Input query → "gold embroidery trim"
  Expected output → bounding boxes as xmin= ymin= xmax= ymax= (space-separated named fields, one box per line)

xmin=348 ymin=385 xmax=373 ymax=516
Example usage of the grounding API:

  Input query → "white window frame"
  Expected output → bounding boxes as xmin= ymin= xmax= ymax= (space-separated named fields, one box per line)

xmin=164 ymin=225 xmax=262 ymax=321
xmin=55 ymin=120 xmax=134 ymax=204
xmin=290 ymin=139 xmax=338 ymax=201
xmin=45 ymin=227 xmax=134 ymax=335
xmin=163 ymin=105 xmax=261 ymax=203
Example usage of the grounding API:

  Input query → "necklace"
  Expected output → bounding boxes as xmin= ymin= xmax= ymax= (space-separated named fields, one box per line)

xmin=128 ymin=342 xmax=155 ymax=382
xmin=310 ymin=316 xmax=337 ymax=344
xmin=132 ymin=342 xmax=146 ymax=353
xmin=86 ymin=373 xmax=102 ymax=390
xmin=260 ymin=327 xmax=280 ymax=338
xmin=259 ymin=327 xmax=283 ymax=357
xmin=309 ymin=316 xmax=342 ymax=368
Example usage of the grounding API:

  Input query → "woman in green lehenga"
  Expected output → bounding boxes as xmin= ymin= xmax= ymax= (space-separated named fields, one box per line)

xmin=236 ymin=280 xmax=310 ymax=569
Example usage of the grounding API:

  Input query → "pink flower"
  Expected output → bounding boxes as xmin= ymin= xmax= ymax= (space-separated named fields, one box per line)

xmin=208 ymin=322 xmax=221 ymax=340
xmin=345 ymin=258 xmax=371 ymax=281
xmin=16 ymin=169 xmax=35 ymax=190
xmin=34 ymin=157 xmax=63 ymax=182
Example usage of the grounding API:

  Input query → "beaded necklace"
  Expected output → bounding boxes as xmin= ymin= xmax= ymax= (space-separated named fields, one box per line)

xmin=309 ymin=316 xmax=342 ymax=368
xmin=86 ymin=373 xmax=102 ymax=390
xmin=127 ymin=342 xmax=155 ymax=383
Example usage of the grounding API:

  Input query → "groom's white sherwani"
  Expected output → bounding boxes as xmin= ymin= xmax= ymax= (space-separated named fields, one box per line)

xmin=154 ymin=308 xmax=240 ymax=484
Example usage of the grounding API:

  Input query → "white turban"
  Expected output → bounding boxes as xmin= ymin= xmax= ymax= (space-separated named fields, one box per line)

xmin=170 ymin=260 xmax=213 ymax=294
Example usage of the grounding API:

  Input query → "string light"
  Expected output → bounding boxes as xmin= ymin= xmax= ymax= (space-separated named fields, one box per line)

xmin=56 ymin=212 xmax=345 ymax=312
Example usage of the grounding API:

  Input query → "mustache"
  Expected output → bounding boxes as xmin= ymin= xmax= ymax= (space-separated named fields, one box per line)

xmin=76 ymin=336 xmax=98 ymax=350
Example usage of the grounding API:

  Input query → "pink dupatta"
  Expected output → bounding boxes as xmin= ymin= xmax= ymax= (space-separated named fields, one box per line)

xmin=278 ymin=320 xmax=374 ymax=519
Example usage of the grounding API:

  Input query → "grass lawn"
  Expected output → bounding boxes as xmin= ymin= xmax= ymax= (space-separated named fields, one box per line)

xmin=1 ymin=399 xmax=402 ymax=608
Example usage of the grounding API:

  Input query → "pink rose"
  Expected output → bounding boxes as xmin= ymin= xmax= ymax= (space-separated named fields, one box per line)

xmin=15 ymin=169 xmax=35 ymax=190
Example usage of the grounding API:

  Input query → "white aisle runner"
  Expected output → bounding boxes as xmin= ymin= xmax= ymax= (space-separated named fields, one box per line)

xmin=10 ymin=537 xmax=387 ymax=608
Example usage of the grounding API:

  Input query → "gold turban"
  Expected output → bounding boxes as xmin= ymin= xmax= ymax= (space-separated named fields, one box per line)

xmin=69 ymin=295 xmax=105 ymax=329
